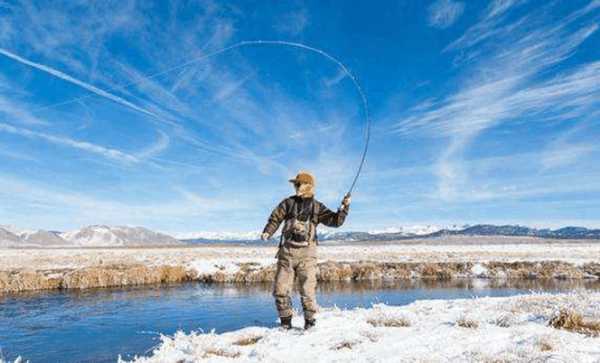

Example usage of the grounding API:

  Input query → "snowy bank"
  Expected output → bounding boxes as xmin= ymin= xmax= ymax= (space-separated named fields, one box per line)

xmin=122 ymin=292 xmax=600 ymax=363
xmin=2 ymin=242 xmax=599 ymax=293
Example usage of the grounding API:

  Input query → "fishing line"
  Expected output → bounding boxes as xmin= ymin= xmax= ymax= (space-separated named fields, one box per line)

xmin=33 ymin=40 xmax=371 ymax=196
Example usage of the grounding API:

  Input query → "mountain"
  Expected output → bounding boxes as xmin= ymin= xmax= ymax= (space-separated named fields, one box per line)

xmin=180 ymin=224 xmax=600 ymax=244
xmin=3 ymin=223 xmax=600 ymax=248
xmin=429 ymin=224 xmax=600 ymax=239
xmin=0 ymin=224 xmax=184 ymax=247
xmin=20 ymin=230 xmax=67 ymax=246
xmin=60 ymin=225 xmax=183 ymax=247
xmin=175 ymin=231 xmax=262 ymax=244
xmin=0 ymin=227 xmax=23 ymax=247
xmin=179 ymin=225 xmax=451 ymax=244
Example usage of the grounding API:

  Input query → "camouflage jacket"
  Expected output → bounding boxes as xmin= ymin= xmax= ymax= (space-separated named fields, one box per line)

xmin=262 ymin=195 xmax=348 ymax=240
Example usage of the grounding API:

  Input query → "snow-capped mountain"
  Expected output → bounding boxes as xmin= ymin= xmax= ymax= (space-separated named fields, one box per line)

xmin=0 ymin=226 xmax=23 ymax=247
xmin=0 ymin=225 xmax=65 ymax=247
xmin=61 ymin=225 xmax=183 ymax=247
xmin=20 ymin=230 xmax=66 ymax=246
xmin=0 ymin=224 xmax=183 ymax=247
xmin=174 ymin=231 xmax=262 ymax=242
xmin=177 ymin=225 xmax=464 ymax=244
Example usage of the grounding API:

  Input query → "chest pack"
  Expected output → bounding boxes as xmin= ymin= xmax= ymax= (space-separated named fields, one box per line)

xmin=281 ymin=199 xmax=319 ymax=247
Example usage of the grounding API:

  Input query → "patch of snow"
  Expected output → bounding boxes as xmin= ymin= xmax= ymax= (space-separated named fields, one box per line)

xmin=187 ymin=258 xmax=274 ymax=276
xmin=471 ymin=263 xmax=488 ymax=278
xmin=0 ymin=224 xmax=34 ymax=236
xmin=121 ymin=292 xmax=600 ymax=363
xmin=0 ymin=357 xmax=25 ymax=363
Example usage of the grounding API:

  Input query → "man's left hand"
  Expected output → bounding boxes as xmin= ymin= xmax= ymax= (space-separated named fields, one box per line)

xmin=341 ymin=194 xmax=351 ymax=210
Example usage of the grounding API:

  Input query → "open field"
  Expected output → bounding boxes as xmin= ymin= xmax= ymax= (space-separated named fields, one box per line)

xmin=1 ymin=236 xmax=599 ymax=293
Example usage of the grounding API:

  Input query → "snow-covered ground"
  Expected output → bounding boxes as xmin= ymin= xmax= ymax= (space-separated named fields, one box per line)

xmin=2 ymin=238 xmax=599 ymax=271
xmin=2 ymin=238 xmax=599 ymax=293
xmin=121 ymin=291 xmax=600 ymax=363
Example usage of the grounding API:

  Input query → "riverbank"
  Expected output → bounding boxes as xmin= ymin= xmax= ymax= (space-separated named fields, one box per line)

xmin=2 ymin=237 xmax=599 ymax=293
xmin=122 ymin=291 xmax=600 ymax=362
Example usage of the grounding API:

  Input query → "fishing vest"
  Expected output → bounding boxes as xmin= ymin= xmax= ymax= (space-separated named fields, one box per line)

xmin=280 ymin=198 xmax=319 ymax=248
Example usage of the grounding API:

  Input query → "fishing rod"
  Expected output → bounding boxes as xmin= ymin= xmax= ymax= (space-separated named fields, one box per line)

xmin=32 ymin=40 xmax=372 ymax=198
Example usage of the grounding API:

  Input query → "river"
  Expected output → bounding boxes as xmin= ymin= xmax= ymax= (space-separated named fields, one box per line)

xmin=1 ymin=279 xmax=599 ymax=362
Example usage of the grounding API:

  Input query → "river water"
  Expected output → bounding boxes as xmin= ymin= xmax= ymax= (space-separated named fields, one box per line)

xmin=1 ymin=279 xmax=599 ymax=363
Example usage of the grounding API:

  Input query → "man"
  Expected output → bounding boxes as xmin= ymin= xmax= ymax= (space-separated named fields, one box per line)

xmin=261 ymin=171 xmax=351 ymax=330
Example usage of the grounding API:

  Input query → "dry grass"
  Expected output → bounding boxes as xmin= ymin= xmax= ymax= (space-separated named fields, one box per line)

xmin=538 ymin=340 xmax=553 ymax=352
xmin=203 ymin=348 xmax=241 ymax=358
xmin=493 ymin=314 xmax=514 ymax=328
xmin=456 ymin=317 xmax=479 ymax=329
xmin=549 ymin=309 xmax=600 ymax=337
xmin=233 ymin=335 xmax=262 ymax=346
xmin=420 ymin=263 xmax=453 ymax=280
xmin=367 ymin=316 xmax=411 ymax=328
xmin=331 ymin=340 xmax=359 ymax=350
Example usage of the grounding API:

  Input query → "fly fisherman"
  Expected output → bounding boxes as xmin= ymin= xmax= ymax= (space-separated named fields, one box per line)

xmin=261 ymin=171 xmax=351 ymax=330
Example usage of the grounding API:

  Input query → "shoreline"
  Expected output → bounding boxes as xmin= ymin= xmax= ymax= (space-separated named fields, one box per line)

xmin=122 ymin=291 xmax=600 ymax=362
xmin=3 ymin=260 xmax=599 ymax=294
xmin=2 ymin=239 xmax=600 ymax=293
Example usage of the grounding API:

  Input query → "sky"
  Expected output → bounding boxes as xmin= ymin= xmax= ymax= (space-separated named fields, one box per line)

xmin=0 ymin=0 xmax=599 ymax=234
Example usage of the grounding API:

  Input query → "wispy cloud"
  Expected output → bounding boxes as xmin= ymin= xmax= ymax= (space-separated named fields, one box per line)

xmin=0 ymin=95 xmax=49 ymax=126
xmin=393 ymin=1 xmax=599 ymax=201
xmin=323 ymin=69 xmax=347 ymax=88
xmin=0 ymin=122 xmax=140 ymax=163
xmin=135 ymin=130 xmax=170 ymax=160
xmin=0 ymin=48 xmax=156 ymax=117
xmin=540 ymin=123 xmax=598 ymax=170
xmin=428 ymin=0 xmax=465 ymax=29
xmin=274 ymin=8 xmax=309 ymax=36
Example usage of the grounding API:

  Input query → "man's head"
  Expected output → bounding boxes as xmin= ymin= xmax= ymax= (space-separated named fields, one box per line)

xmin=289 ymin=171 xmax=315 ymax=198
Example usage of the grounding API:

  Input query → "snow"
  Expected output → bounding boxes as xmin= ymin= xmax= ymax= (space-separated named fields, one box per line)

xmin=471 ymin=263 xmax=488 ymax=277
xmin=0 ymin=357 xmax=24 ymax=363
xmin=0 ymin=224 xmax=34 ymax=236
xmin=175 ymin=225 xmax=456 ymax=241
xmin=2 ymin=240 xmax=599 ymax=271
xmin=61 ymin=225 xmax=123 ymax=246
xmin=175 ymin=231 xmax=262 ymax=241
xmin=121 ymin=292 xmax=600 ymax=363
xmin=187 ymin=258 xmax=274 ymax=276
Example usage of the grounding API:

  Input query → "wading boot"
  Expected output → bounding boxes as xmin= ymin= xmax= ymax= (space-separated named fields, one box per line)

xmin=280 ymin=316 xmax=292 ymax=330
xmin=304 ymin=318 xmax=316 ymax=330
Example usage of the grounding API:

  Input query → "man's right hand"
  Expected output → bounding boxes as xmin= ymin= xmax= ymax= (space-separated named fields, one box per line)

xmin=261 ymin=232 xmax=270 ymax=241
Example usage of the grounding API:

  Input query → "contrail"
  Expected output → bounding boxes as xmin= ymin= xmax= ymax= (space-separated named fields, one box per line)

xmin=0 ymin=48 xmax=156 ymax=118
xmin=4 ymin=41 xmax=371 ymax=192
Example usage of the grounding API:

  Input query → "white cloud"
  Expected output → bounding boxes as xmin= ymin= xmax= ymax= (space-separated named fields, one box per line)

xmin=135 ymin=130 xmax=170 ymax=160
xmin=393 ymin=2 xmax=599 ymax=201
xmin=275 ymin=8 xmax=309 ymax=36
xmin=0 ymin=122 xmax=140 ymax=163
xmin=323 ymin=69 xmax=347 ymax=88
xmin=0 ymin=94 xmax=49 ymax=126
xmin=428 ymin=0 xmax=465 ymax=29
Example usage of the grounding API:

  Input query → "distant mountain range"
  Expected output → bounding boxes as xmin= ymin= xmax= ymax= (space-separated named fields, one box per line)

xmin=180 ymin=224 xmax=600 ymax=244
xmin=0 ymin=225 xmax=182 ymax=247
xmin=1 ymin=224 xmax=599 ymax=248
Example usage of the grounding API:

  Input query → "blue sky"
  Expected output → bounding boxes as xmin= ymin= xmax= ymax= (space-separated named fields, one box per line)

xmin=0 ymin=0 xmax=598 ymax=233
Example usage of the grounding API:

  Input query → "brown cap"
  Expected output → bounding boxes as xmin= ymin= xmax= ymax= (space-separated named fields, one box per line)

xmin=288 ymin=171 xmax=315 ymax=186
